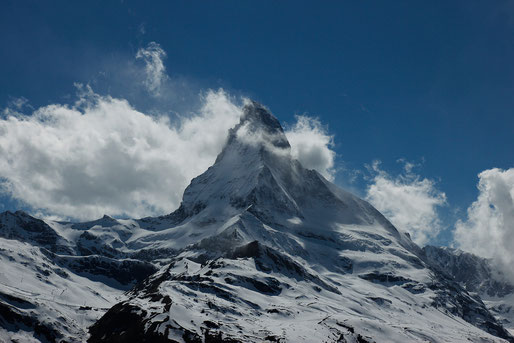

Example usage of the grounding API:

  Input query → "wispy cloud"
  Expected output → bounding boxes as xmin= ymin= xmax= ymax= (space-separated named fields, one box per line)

xmin=3 ymin=96 xmax=32 ymax=114
xmin=136 ymin=42 xmax=168 ymax=97
xmin=365 ymin=160 xmax=447 ymax=245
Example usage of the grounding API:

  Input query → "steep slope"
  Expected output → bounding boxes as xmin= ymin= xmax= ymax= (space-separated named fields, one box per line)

xmin=424 ymin=245 xmax=514 ymax=335
xmin=0 ymin=237 xmax=124 ymax=342
xmin=1 ymin=101 xmax=512 ymax=342
xmin=0 ymin=213 xmax=157 ymax=342
xmin=84 ymin=101 xmax=513 ymax=343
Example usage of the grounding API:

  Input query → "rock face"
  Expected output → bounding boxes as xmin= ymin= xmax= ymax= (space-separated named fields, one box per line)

xmin=424 ymin=245 xmax=514 ymax=335
xmin=424 ymin=246 xmax=514 ymax=298
xmin=1 ymin=101 xmax=513 ymax=342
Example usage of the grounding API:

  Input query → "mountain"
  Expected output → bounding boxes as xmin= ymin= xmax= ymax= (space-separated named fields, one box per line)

xmin=1 ymin=101 xmax=513 ymax=342
xmin=0 ymin=211 xmax=157 ymax=342
xmin=424 ymin=245 xmax=514 ymax=335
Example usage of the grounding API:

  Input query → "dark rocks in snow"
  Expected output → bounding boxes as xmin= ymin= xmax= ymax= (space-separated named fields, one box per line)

xmin=427 ymin=273 xmax=514 ymax=342
xmin=0 ymin=211 xmax=72 ymax=254
xmin=424 ymin=245 xmax=514 ymax=297
xmin=0 ymin=301 xmax=62 ymax=343
xmin=358 ymin=271 xmax=411 ymax=285
xmin=88 ymin=302 xmax=246 ymax=343
xmin=58 ymin=255 xmax=157 ymax=286
xmin=88 ymin=303 xmax=169 ymax=343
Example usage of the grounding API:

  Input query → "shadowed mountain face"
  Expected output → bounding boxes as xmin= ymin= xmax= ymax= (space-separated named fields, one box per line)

xmin=424 ymin=246 xmax=514 ymax=334
xmin=1 ymin=101 xmax=513 ymax=343
xmin=424 ymin=246 xmax=514 ymax=298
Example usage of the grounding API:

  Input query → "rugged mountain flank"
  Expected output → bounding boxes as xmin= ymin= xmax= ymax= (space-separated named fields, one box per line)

xmin=424 ymin=245 xmax=514 ymax=335
xmin=1 ymin=101 xmax=512 ymax=342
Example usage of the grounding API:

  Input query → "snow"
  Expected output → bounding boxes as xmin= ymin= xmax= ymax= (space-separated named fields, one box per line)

xmin=0 ymin=238 xmax=124 ymax=342
xmin=1 ymin=100 xmax=512 ymax=342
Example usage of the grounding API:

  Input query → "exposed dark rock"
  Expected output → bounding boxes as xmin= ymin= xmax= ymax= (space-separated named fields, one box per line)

xmin=0 ymin=301 xmax=62 ymax=343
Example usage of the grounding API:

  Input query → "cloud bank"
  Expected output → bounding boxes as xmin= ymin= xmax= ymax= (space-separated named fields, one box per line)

xmin=0 ymin=88 xmax=241 ymax=220
xmin=365 ymin=161 xmax=447 ymax=245
xmin=453 ymin=168 xmax=514 ymax=274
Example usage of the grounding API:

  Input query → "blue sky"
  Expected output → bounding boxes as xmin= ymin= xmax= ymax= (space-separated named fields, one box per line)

xmin=0 ymin=1 xmax=513 ymax=249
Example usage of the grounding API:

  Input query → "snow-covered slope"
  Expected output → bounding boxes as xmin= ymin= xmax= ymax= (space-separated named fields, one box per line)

xmin=0 ymin=237 xmax=124 ymax=342
xmin=88 ymin=102 xmax=513 ymax=342
xmin=424 ymin=245 xmax=514 ymax=335
xmin=1 ymin=101 xmax=513 ymax=342
xmin=0 ymin=211 xmax=157 ymax=342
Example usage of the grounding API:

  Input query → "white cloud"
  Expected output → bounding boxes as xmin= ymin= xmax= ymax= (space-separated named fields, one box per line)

xmin=136 ymin=42 xmax=167 ymax=96
xmin=234 ymin=120 xmax=290 ymax=157
xmin=285 ymin=115 xmax=336 ymax=180
xmin=365 ymin=161 xmax=447 ymax=245
xmin=0 ymin=88 xmax=339 ymax=221
xmin=453 ymin=168 xmax=514 ymax=276
xmin=0 ymin=88 xmax=242 ymax=220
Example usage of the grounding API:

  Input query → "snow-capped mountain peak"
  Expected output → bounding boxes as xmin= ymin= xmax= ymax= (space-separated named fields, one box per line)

xmin=168 ymin=101 xmax=406 ymax=251
xmin=2 ymin=101 xmax=513 ymax=343
xmin=227 ymin=99 xmax=290 ymax=150
xmin=174 ymin=101 xmax=299 ymax=224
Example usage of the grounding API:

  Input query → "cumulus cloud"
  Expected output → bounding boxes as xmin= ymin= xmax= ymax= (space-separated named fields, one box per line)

xmin=453 ymin=168 xmax=514 ymax=276
xmin=136 ymin=42 xmax=167 ymax=96
xmin=0 ymin=89 xmax=339 ymax=220
xmin=285 ymin=115 xmax=336 ymax=180
xmin=365 ymin=161 xmax=447 ymax=245
xmin=0 ymin=88 xmax=241 ymax=220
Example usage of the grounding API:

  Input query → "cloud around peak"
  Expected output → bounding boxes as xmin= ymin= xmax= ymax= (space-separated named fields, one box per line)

xmin=365 ymin=160 xmax=447 ymax=245
xmin=0 ymin=94 xmax=338 ymax=222
xmin=285 ymin=115 xmax=336 ymax=181
xmin=0 ymin=41 xmax=339 ymax=221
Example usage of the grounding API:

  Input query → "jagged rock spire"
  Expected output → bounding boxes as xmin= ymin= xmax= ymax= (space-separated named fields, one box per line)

xmin=216 ymin=100 xmax=290 ymax=165
xmin=238 ymin=100 xmax=289 ymax=147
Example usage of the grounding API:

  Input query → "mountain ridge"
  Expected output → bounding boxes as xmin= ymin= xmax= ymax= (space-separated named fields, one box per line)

xmin=0 ymin=101 xmax=512 ymax=342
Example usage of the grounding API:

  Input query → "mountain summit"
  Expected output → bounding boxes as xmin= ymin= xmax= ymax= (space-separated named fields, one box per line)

xmin=224 ymin=100 xmax=291 ymax=150
xmin=1 ymin=101 xmax=513 ymax=343
xmin=175 ymin=101 xmax=404 ymax=243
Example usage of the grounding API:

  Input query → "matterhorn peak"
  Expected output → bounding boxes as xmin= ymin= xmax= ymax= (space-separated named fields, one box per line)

xmin=177 ymin=100 xmax=300 ymax=223
xmin=174 ymin=101 xmax=405 ymax=235
xmin=239 ymin=100 xmax=287 ymax=139
xmin=87 ymin=101 xmax=513 ymax=343
xmin=218 ymin=100 xmax=291 ymax=162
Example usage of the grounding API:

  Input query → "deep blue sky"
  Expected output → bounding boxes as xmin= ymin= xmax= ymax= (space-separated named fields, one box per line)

xmin=1 ymin=1 xmax=513 ymax=240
